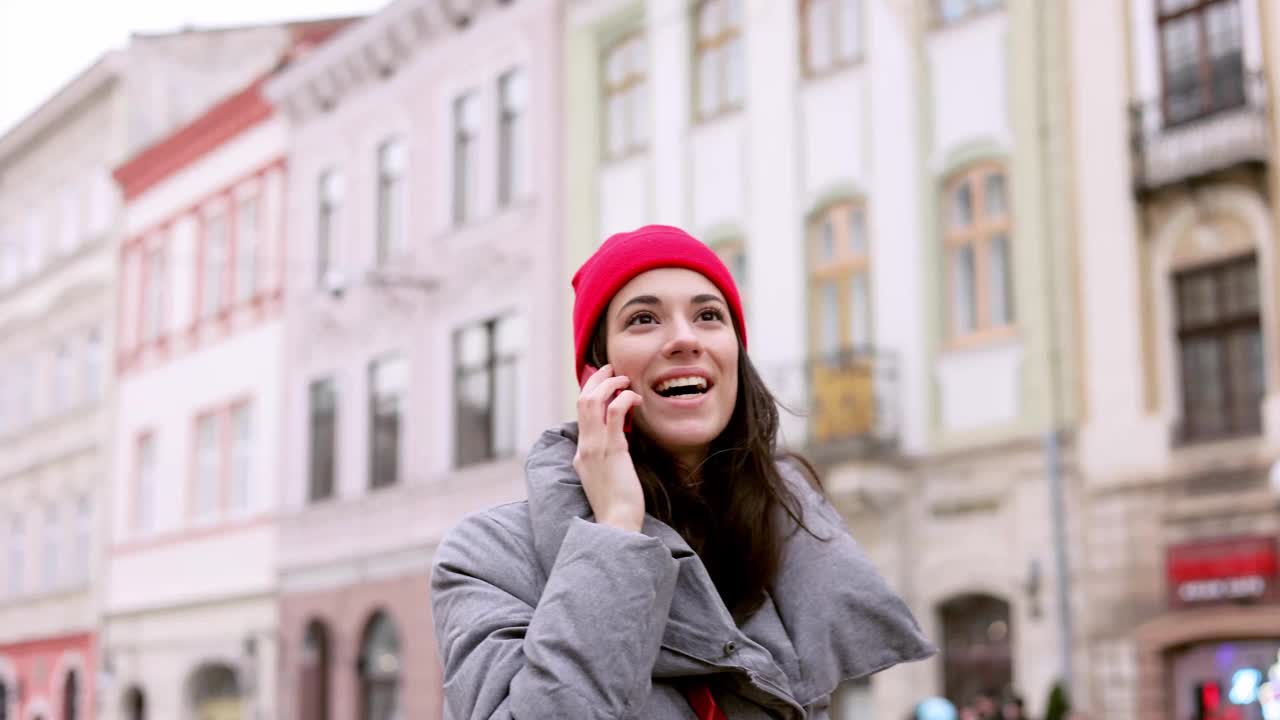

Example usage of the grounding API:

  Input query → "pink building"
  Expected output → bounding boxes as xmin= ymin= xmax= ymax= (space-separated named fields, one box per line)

xmin=264 ymin=1 xmax=565 ymax=718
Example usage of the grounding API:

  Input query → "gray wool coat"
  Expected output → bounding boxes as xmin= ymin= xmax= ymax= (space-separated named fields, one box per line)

xmin=430 ymin=424 xmax=935 ymax=719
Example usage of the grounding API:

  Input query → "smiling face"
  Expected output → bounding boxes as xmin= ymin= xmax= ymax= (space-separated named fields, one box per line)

xmin=603 ymin=268 xmax=740 ymax=468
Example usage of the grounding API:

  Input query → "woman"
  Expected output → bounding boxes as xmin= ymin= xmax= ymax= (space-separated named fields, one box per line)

xmin=431 ymin=225 xmax=934 ymax=719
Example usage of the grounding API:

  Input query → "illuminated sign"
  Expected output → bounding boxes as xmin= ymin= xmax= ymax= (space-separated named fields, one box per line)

xmin=1166 ymin=536 xmax=1279 ymax=609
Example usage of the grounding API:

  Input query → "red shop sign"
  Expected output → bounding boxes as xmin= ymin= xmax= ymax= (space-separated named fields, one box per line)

xmin=1166 ymin=535 xmax=1279 ymax=609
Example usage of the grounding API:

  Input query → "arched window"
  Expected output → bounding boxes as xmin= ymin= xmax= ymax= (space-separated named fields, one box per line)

xmin=123 ymin=686 xmax=146 ymax=720
xmin=63 ymin=669 xmax=80 ymax=720
xmin=188 ymin=663 xmax=240 ymax=720
xmin=0 ymin=677 xmax=8 ymax=720
xmin=300 ymin=620 xmax=332 ymax=720
xmin=359 ymin=611 xmax=402 ymax=720
xmin=940 ymin=593 xmax=1014 ymax=707
xmin=943 ymin=163 xmax=1013 ymax=341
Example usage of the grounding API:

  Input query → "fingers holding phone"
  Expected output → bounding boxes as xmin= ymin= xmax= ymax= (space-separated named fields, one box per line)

xmin=574 ymin=364 xmax=645 ymax=532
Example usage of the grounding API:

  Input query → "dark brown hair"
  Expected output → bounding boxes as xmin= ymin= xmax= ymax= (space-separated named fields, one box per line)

xmin=586 ymin=318 xmax=824 ymax=620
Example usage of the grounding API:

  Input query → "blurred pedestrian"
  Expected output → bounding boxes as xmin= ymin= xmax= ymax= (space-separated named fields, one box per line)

xmin=1001 ymin=694 xmax=1029 ymax=720
xmin=430 ymin=225 xmax=937 ymax=718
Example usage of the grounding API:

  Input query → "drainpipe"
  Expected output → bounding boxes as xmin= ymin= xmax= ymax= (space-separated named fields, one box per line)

xmin=1036 ymin=0 xmax=1076 ymax=700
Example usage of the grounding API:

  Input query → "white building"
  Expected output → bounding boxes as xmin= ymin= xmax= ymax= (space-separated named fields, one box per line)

xmin=101 ymin=20 xmax=354 ymax=720
xmin=564 ymin=0 xmax=1079 ymax=717
xmin=264 ymin=1 xmax=565 ymax=717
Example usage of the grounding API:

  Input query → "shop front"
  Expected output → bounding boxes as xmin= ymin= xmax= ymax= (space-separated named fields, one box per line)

xmin=1135 ymin=535 xmax=1280 ymax=720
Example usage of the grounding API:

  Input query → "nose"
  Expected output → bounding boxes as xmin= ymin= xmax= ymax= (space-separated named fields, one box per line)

xmin=662 ymin=315 xmax=703 ymax=358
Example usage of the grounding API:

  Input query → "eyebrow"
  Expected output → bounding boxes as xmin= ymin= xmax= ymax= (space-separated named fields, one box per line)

xmin=615 ymin=293 xmax=726 ymax=318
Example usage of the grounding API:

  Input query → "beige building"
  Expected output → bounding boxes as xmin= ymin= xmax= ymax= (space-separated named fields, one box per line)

xmin=1068 ymin=0 xmax=1280 ymax=718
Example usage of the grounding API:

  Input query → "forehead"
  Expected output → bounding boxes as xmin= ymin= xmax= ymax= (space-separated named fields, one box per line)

xmin=610 ymin=267 xmax=720 ymax=304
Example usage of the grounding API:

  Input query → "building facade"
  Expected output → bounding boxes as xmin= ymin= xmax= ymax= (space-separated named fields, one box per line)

xmin=563 ymin=0 xmax=1080 ymax=717
xmin=265 ymin=1 xmax=564 ymax=718
xmin=102 ymin=21 xmax=352 ymax=720
xmin=1068 ymin=0 xmax=1280 ymax=718
xmin=0 ymin=25 xmax=318 ymax=720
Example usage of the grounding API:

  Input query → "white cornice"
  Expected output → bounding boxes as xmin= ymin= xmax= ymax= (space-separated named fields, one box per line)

xmin=265 ymin=0 xmax=512 ymax=123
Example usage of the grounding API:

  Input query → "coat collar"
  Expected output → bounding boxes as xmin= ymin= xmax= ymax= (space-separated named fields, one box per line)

xmin=524 ymin=424 xmax=936 ymax=704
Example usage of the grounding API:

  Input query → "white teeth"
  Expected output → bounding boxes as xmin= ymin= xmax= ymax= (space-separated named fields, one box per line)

xmin=656 ymin=376 xmax=708 ymax=393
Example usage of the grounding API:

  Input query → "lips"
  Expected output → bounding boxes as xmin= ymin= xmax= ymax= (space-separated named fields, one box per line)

xmin=650 ymin=369 xmax=714 ymax=398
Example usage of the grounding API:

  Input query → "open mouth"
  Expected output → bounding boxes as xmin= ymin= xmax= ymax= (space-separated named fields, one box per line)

xmin=653 ymin=376 xmax=712 ymax=398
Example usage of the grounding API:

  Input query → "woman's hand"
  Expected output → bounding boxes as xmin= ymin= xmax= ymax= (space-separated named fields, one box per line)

xmin=574 ymin=364 xmax=645 ymax=532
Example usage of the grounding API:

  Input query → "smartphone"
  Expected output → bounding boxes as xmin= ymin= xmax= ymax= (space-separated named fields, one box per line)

xmin=580 ymin=364 xmax=633 ymax=432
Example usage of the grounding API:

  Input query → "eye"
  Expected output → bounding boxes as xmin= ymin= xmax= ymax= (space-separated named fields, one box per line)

xmin=697 ymin=307 xmax=726 ymax=323
xmin=625 ymin=311 xmax=658 ymax=326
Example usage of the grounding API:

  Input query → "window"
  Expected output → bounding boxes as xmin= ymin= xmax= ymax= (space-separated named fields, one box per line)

xmin=935 ymin=0 xmax=1002 ymax=26
xmin=301 ymin=621 xmax=332 ymax=720
xmin=135 ymin=435 xmax=158 ymax=534
xmin=369 ymin=355 xmax=406 ymax=489
xmin=714 ymin=239 xmax=748 ymax=304
xmin=944 ymin=164 xmax=1013 ymax=340
xmin=603 ymin=33 xmax=648 ymax=160
xmin=801 ymin=0 xmax=861 ymax=75
xmin=84 ymin=328 xmax=102 ymax=402
xmin=694 ymin=0 xmax=745 ymax=120
xmin=87 ymin=168 xmax=116 ymax=236
xmin=73 ymin=496 xmax=90 ymax=584
xmin=309 ymin=378 xmax=337 ymax=502
xmin=25 ymin=212 xmax=46 ymax=276
xmin=236 ymin=195 xmax=261 ymax=303
xmin=143 ymin=245 xmax=167 ymax=341
xmin=229 ymin=403 xmax=252 ymax=514
xmin=53 ymin=341 xmax=71 ymax=414
xmin=498 ymin=69 xmax=529 ymax=206
xmin=63 ymin=669 xmax=80 ymax=720
xmin=1174 ymin=254 xmax=1263 ymax=442
xmin=453 ymin=92 xmax=481 ymax=225
xmin=193 ymin=414 xmax=221 ymax=521
xmin=317 ymin=169 xmax=344 ymax=288
xmin=1158 ymin=0 xmax=1245 ymax=125
xmin=13 ymin=359 xmax=31 ymax=429
xmin=940 ymin=594 xmax=1013 ymax=708
xmin=376 ymin=138 xmax=408 ymax=264
xmin=810 ymin=202 xmax=871 ymax=356
xmin=454 ymin=315 xmax=522 ymax=467
xmin=7 ymin=514 xmax=23 ymax=597
xmin=60 ymin=184 xmax=81 ymax=254
xmin=0 ymin=227 xmax=17 ymax=288
xmin=359 ymin=612 xmax=402 ymax=720
xmin=42 ymin=504 xmax=59 ymax=591
xmin=202 ymin=214 xmax=227 ymax=318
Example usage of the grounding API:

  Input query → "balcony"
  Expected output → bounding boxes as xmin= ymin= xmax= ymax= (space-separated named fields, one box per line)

xmin=1130 ymin=65 xmax=1269 ymax=192
xmin=768 ymin=348 xmax=899 ymax=464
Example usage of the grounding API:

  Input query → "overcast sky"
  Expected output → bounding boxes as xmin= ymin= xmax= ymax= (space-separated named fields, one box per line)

xmin=0 ymin=0 xmax=390 ymax=137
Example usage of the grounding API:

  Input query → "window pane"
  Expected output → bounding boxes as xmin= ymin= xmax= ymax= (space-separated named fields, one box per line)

xmin=196 ymin=416 xmax=220 ymax=519
xmin=988 ymin=234 xmax=1013 ymax=326
xmin=1181 ymin=337 xmax=1225 ymax=438
xmin=938 ymin=0 xmax=969 ymax=24
xmin=725 ymin=37 xmax=745 ymax=106
xmin=369 ymin=355 xmax=406 ymax=489
xmin=985 ymin=172 xmax=1008 ymax=217
xmin=819 ymin=218 xmax=835 ymax=261
xmin=137 ymin=437 xmax=156 ymax=533
xmin=1227 ymin=328 xmax=1264 ymax=433
xmin=1162 ymin=15 xmax=1203 ymax=122
xmin=698 ymin=49 xmax=719 ymax=117
xmin=950 ymin=182 xmax=973 ymax=229
xmin=74 ymin=496 xmax=90 ymax=583
xmin=237 ymin=197 xmax=259 ymax=302
xmin=606 ymin=44 xmax=625 ymax=85
xmin=726 ymin=0 xmax=743 ymax=27
xmin=951 ymin=245 xmax=976 ymax=335
xmin=43 ymin=504 xmax=59 ymax=590
xmin=807 ymin=0 xmax=834 ymax=72
xmin=848 ymin=206 xmax=867 ymax=256
xmin=493 ymin=359 xmax=517 ymax=458
xmin=699 ymin=0 xmax=722 ymax=39
xmin=230 ymin=405 xmax=252 ymax=513
xmin=850 ymin=272 xmax=870 ymax=349
xmin=457 ymin=325 xmax=489 ymax=368
xmin=839 ymin=0 xmax=861 ymax=61
xmin=820 ymin=282 xmax=840 ymax=355
xmin=631 ymin=81 xmax=649 ymax=148
xmin=499 ymin=69 xmax=529 ymax=205
xmin=309 ymin=378 xmax=337 ymax=502
xmin=204 ymin=215 xmax=226 ymax=317
xmin=1177 ymin=271 xmax=1218 ymax=328
xmin=607 ymin=95 xmax=626 ymax=158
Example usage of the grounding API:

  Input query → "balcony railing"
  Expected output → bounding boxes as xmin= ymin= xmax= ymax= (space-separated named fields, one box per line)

xmin=766 ymin=348 xmax=899 ymax=463
xmin=1130 ymin=65 xmax=1269 ymax=192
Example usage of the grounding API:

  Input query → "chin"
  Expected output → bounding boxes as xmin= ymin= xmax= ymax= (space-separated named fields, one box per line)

xmin=641 ymin=417 xmax=726 ymax=455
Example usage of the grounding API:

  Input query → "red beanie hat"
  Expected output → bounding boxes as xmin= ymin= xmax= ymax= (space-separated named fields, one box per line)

xmin=571 ymin=224 xmax=747 ymax=378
